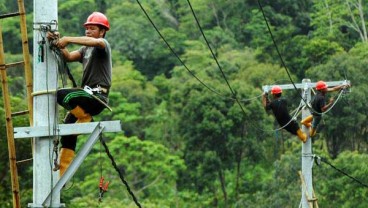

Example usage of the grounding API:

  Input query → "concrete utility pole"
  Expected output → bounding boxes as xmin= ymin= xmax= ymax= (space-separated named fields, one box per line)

xmin=300 ymin=79 xmax=314 ymax=208
xmin=31 ymin=0 xmax=60 ymax=207
xmin=262 ymin=78 xmax=349 ymax=208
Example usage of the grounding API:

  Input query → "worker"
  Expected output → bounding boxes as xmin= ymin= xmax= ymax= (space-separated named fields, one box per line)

xmin=262 ymin=86 xmax=307 ymax=143
xmin=47 ymin=12 xmax=112 ymax=177
xmin=301 ymin=80 xmax=349 ymax=137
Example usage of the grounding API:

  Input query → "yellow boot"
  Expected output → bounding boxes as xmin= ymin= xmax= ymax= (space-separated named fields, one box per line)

xmin=301 ymin=115 xmax=313 ymax=128
xmin=310 ymin=127 xmax=317 ymax=137
xmin=296 ymin=129 xmax=308 ymax=143
xmin=70 ymin=105 xmax=92 ymax=123
xmin=59 ymin=148 xmax=75 ymax=177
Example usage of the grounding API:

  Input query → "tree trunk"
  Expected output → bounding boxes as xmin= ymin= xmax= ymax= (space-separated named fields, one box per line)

xmin=218 ymin=168 xmax=228 ymax=207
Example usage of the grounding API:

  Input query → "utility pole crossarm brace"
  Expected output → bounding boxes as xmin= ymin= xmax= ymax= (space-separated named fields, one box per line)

xmin=42 ymin=123 xmax=105 ymax=207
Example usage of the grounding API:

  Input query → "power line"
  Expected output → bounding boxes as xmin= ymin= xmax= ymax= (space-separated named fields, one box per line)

xmin=315 ymin=155 xmax=368 ymax=189
xmin=135 ymin=0 xmax=261 ymax=104
xmin=256 ymin=0 xmax=350 ymax=117
xmin=135 ymin=0 xmax=223 ymax=98
xmin=256 ymin=0 xmax=301 ymax=94
xmin=186 ymin=0 xmax=248 ymax=116
xmin=99 ymin=136 xmax=142 ymax=207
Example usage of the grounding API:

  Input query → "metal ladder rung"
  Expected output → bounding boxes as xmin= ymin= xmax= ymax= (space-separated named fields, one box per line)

xmin=12 ymin=110 xmax=29 ymax=117
xmin=0 ymin=12 xmax=21 ymax=19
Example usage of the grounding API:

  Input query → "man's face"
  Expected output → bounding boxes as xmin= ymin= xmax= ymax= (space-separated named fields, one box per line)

xmin=84 ymin=25 xmax=104 ymax=38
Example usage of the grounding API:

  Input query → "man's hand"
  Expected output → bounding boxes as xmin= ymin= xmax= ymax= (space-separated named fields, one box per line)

xmin=55 ymin=37 xmax=69 ymax=49
xmin=46 ymin=31 xmax=60 ymax=40
xmin=47 ymin=32 xmax=61 ymax=48
xmin=342 ymin=83 xmax=351 ymax=89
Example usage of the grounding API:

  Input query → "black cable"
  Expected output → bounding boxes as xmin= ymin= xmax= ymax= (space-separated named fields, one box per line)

xmin=186 ymin=0 xmax=279 ymax=138
xmin=257 ymin=0 xmax=351 ymax=117
xmin=135 ymin=0 xmax=264 ymax=104
xmin=99 ymin=136 xmax=142 ymax=208
xmin=256 ymin=0 xmax=301 ymax=95
xmin=135 ymin=0 xmax=223 ymax=97
xmin=50 ymin=45 xmax=77 ymax=88
xmin=186 ymin=0 xmax=248 ymax=116
xmin=136 ymin=0 xmax=293 ymax=136
xmin=256 ymin=0 xmax=321 ymax=116
xmin=318 ymin=156 xmax=368 ymax=188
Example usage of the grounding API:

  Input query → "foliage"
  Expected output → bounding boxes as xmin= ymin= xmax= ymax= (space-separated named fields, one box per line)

xmin=0 ymin=0 xmax=367 ymax=207
xmin=62 ymin=135 xmax=186 ymax=207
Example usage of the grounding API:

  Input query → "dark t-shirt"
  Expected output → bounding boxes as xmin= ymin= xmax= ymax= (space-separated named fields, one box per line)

xmin=311 ymin=92 xmax=325 ymax=116
xmin=78 ymin=38 xmax=112 ymax=90
xmin=266 ymin=98 xmax=292 ymax=125
xmin=265 ymin=97 xmax=299 ymax=135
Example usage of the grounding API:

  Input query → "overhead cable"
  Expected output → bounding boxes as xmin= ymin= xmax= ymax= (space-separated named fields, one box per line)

xmin=256 ymin=0 xmax=302 ymax=96
xmin=135 ymin=0 xmax=262 ymax=104
xmin=315 ymin=155 xmax=368 ymax=189
xmin=186 ymin=0 xmax=248 ymax=115
xmin=99 ymin=136 xmax=142 ymax=208
xmin=135 ymin=0 xmax=222 ymax=97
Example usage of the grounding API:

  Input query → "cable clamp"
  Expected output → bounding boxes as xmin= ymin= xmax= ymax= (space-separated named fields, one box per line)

xmin=302 ymin=153 xmax=314 ymax=158
xmin=314 ymin=155 xmax=322 ymax=166
xmin=33 ymin=20 xmax=58 ymax=32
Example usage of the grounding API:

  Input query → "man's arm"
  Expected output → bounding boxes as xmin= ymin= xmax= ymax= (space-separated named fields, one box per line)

xmin=57 ymin=36 xmax=106 ymax=49
xmin=60 ymin=48 xmax=81 ymax=62
xmin=327 ymin=83 xmax=350 ymax=92
xmin=321 ymin=98 xmax=334 ymax=112
xmin=57 ymin=36 xmax=106 ymax=62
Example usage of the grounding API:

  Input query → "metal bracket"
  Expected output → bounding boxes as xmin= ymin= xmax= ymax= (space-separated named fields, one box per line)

xmin=42 ymin=123 xmax=105 ymax=206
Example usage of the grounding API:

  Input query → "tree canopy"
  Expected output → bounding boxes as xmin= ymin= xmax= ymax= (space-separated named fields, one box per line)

xmin=1 ymin=0 xmax=367 ymax=207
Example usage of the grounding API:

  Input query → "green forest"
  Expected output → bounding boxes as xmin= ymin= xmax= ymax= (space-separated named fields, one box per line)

xmin=1 ymin=0 xmax=368 ymax=207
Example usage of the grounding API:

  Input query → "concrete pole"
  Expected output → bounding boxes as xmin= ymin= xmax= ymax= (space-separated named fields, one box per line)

xmin=30 ymin=0 xmax=61 ymax=207
xmin=300 ymin=78 xmax=313 ymax=208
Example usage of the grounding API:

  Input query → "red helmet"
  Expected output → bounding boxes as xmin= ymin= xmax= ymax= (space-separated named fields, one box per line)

xmin=316 ymin=81 xmax=327 ymax=90
xmin=271 ymin=85 xmax=282 ymax=94
xmin=84 ymin=12 xmax=110 ymax=31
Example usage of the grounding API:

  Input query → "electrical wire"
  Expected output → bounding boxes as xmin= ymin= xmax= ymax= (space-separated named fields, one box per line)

xmin=256 ymin=0 xmax=305 ymax=100
xmin=39 ymin=27 xmax=55 ymax=207
xmin=99 ymin=136 xmax=142 ymax=208
xmin=38 ymin=23 xmax=70 ymax=206
xmin=257 ymin=0 xmax=350 ymax=117
xmin=315 ymin=88 xmax=345 ymax=115
xmin=135 ymin=0 xmax=223 ymax=96
xmin=185 ymin=0 xmax=248 ymax=116
xmin=136 ymin=0 xmax=347 ymax=138
xmin=135 ymin=0 xmax=262 ymax=104
xmin=316 ymin=156 xmax=368 ymax=189
xmin=186 ymin=0 xmax=310 ymax=135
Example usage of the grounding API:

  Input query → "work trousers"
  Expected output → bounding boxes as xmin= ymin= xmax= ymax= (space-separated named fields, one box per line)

xmin=57 ymin=88 xmax=108 ymax=151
